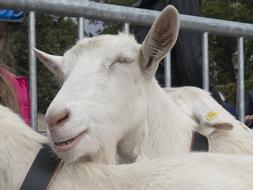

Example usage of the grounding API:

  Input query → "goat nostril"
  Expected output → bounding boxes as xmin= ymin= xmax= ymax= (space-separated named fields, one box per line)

xmin=56 ymin=112 xmax=69 ymax=125
xmin=47 ymin=109 xmax=70 ymax=127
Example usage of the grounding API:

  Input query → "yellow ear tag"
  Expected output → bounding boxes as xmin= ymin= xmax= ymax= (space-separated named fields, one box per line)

xmin=205 ymin=111 xmax=219 ymax=121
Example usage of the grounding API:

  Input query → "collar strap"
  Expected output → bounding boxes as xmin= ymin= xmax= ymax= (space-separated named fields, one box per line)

xmin=20 ymin=144 xmax=60 ymax=190
xmin=191 ymin=132 xmax=209 ymax=152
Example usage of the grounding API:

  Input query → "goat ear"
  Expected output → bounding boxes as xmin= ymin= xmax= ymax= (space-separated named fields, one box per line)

xmin=140 ymin=5 xmax=179 ymax=78
xmin=202 ymin=111 xmax=234 ymax=131
xmin=34 ymin=48 xmax=64 ymax=77
xmin=212 ymin=123 xmax=234 ymax=131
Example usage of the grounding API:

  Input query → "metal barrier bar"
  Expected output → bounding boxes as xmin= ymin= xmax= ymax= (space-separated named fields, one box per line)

xmin=237 ymin=37 xmax=245 ymax=122
xmin=1 ymin=0 xmax=253 ymax=39
xmin=78 ymin=17 xmax=84 ymax=40
xmin=124 ymin=23 xmax=130 ymax=34
xmin=202 ymin=32 xmax=209 ymax=91
xmin=165 ymin=53 xmax=171 ymax=87
xmin=28 ymin=11 xmax=38 ymax=131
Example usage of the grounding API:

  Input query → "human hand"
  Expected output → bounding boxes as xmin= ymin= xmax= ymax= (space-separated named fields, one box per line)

xmin=245 ymin=115 xmax=253 ymax=121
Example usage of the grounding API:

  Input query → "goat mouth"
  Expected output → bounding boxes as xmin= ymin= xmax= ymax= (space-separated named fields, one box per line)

xmin=54 ymin=129 xmax=88 ymax=152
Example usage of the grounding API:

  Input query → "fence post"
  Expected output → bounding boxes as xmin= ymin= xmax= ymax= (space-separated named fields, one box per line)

xmin=237 ymin=37 xmax=245 ymax=123
xmin=28 ymin=11 xmax=38 ymax=131
xmin=164 ymin=53 xmax=171 ymax=87
xmin=124 ymin=22 xmax=130 ymax=34
xmin=78 ymin=17 xmax=84 ymax=40
xmin=202 ymin=32 xmax=209 ymax=91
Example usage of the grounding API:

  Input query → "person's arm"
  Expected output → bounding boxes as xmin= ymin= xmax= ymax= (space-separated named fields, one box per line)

xmin=245 ymin=90 xmax=253 ymax=116
xmin=245 ymin=90 xmax=253 ymax=128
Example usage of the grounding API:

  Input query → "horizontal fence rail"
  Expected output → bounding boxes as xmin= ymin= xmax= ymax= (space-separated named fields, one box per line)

xmin=1 ymin=0 xmax=253 ymax=38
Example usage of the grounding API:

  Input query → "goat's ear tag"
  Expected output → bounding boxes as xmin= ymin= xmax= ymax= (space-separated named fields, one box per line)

xmin=204 ymin=111 xmax=234 ymax=131
xmin=205 ymin=111 xmax=219 ymax=121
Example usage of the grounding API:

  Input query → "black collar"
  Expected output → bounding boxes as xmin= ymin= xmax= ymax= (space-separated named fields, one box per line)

xmin=191 ymin=132 xmax=209 ymax=152
xmin=20 ymin=144 xmax=61 ymax=190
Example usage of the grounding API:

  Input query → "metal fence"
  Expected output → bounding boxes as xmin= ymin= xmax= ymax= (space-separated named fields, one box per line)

xmin=1 ymin=0 xmax=253 ymax=129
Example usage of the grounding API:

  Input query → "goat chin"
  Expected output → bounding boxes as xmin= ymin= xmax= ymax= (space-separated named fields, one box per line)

xmin=1 ymin=105 xmax=253 ymax=190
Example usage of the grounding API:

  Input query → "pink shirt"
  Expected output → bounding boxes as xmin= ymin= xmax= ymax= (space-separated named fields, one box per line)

xmin=0 ymin=66 xmax=30 ymax=125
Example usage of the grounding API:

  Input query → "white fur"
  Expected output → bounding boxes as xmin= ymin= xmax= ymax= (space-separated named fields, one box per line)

xmin=2 ymin=105 xmax=253 ymax=190
xmin=35 ymin=5 xmax=252 ymax=165
xmin=0 ymin=105 xmax=47 ymax=190
xmin=166 ymin=86 xmax=253 ymax=155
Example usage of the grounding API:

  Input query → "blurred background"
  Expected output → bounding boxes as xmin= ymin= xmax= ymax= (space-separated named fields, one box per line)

xmin=6 ymin=0 xmax=253 ymax=114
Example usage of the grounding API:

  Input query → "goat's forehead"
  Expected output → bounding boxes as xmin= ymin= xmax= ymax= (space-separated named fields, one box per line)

xmin=61 ymin=34 xmax=140 ymax=75
xmin=65 ymin=34 xmax=139 ymax=58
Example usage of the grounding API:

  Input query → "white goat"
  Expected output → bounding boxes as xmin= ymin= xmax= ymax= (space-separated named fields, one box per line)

xmin=165 ymin=86 xmax=253 ymax=155
xmin=34 ymin=4 xmax=250 ymax=165
xmin=2 ymin=104 xmax=253 ymax=190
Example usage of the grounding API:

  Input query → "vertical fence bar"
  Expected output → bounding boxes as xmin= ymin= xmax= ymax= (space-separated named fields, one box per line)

xmin=28 ymin=11 xmax=38 ymax=131
xmin=202 ymin=32 xmax=209 ymax=91
xmin=237 ymin=37 xmax=245 ymax=122
xmin=78 ymin=17 xmax=84 ymax=40
xmin=164 ymin=52 xmax=171 ymax=87
xmin=124 ymin=22 xmax=130 ymax=34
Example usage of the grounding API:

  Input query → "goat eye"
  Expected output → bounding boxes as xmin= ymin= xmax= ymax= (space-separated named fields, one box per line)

xmin=110 ymin=57 xmax=133 ymax=68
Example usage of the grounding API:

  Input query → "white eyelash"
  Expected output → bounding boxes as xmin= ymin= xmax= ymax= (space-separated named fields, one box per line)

xmin=112 ymin=56 xmax=133 ymax=65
